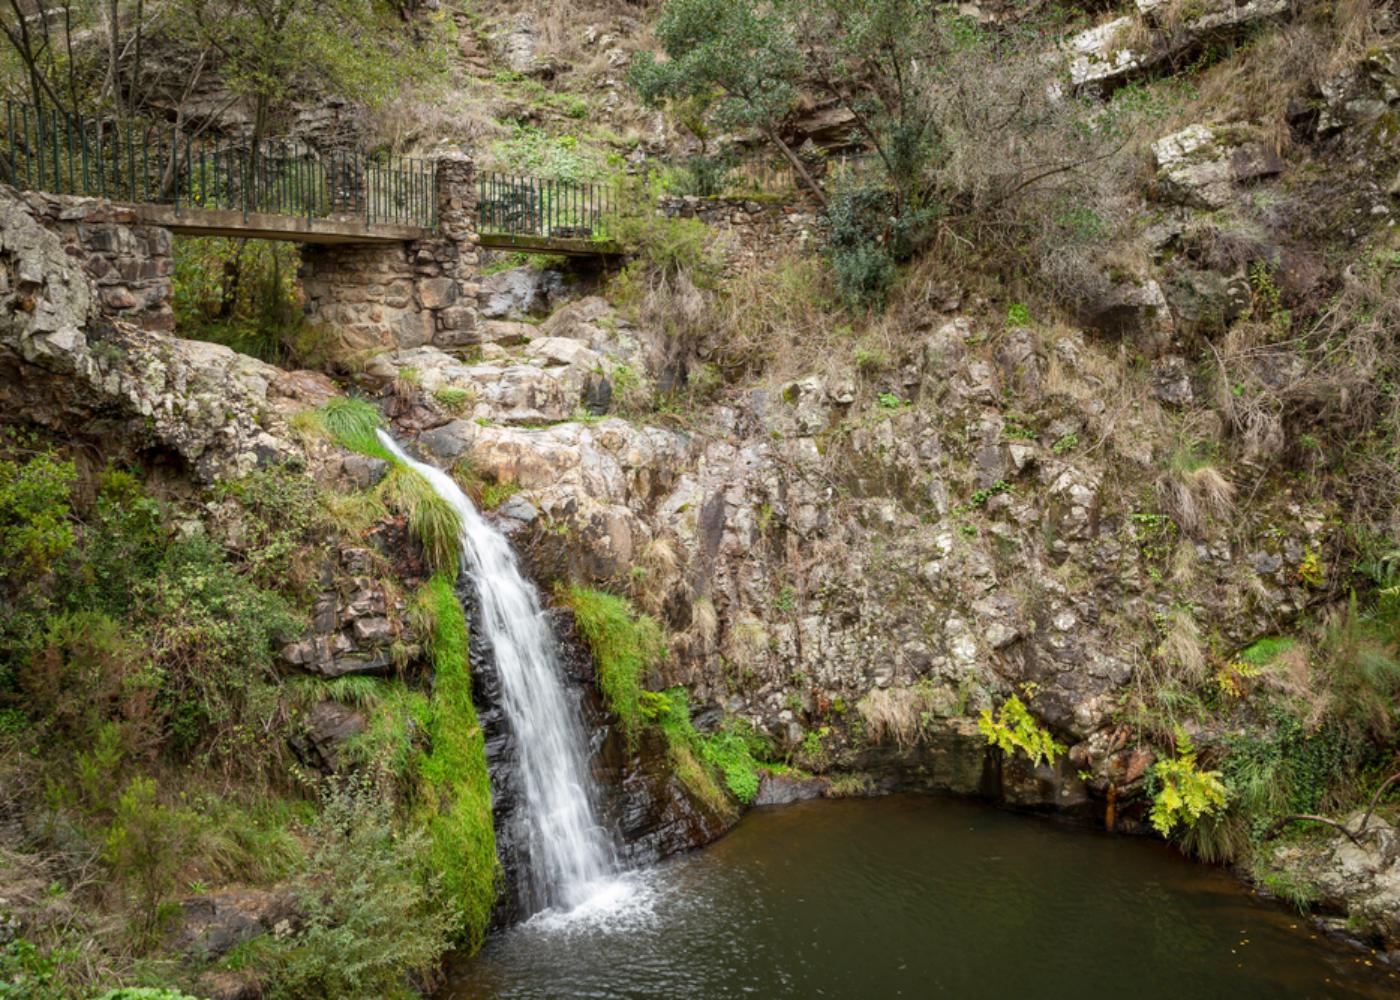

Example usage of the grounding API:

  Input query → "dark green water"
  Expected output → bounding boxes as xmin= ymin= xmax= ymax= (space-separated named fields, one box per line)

xmin=445 ymin=795 xmax=1395 ymax=999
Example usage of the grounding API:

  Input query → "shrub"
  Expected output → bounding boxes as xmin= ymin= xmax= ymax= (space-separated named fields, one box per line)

xmin=258 ymin=784 xmax=455 ymax=1000
xmin=140 ymin=536 xmax=303 ymax=769
xmin=0 ymin=446 xmax=75 ymax=578
xmin=102 ymin=776 xmax=198 ymax=947
xmin=563 ymin=587 xmax=666 ymax=742
xmin=697 ymin=719 xmax=771 ymax=804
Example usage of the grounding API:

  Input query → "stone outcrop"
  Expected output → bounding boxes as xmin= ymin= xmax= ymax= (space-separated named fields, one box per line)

xmin=1151 ymin=123 xmax=1285 ymax=210
xmin=0 ymin=184 xmax=319 ymax=480
xmin=1271 ymin=813 xmax=1400 ymax=954
xmin=1066 ymin=0 xmax=1292 ymax=91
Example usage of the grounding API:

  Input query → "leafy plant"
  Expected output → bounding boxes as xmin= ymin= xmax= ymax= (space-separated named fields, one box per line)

xmin=978 ymin=692 xmax=1064 ymax=767
xmin=1149 ymin=728 xmax=1229 ymax=838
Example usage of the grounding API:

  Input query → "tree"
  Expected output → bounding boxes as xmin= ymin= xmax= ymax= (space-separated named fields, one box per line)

xmin=783 ymin=0 xmax=940 ymax=214
xmin=629 ymin=0 xmax=828 ymax=208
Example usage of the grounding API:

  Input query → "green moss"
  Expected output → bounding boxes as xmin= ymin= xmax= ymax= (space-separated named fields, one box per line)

xmin=1239 ymin=636 xmax=1297 ymax=667
xmin=412 ymin=575 xmax=499 ymax=950
xmin=563 ymin=587 xmax=665 ymax=742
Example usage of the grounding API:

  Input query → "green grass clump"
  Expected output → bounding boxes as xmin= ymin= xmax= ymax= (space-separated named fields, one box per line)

xmin=314 ymin=396 xmax=395 ymax=462
xmin=309 ymin=399 xmax=463 ymax=575
xmin=642 ymin=688 xmax=733 ymax=816
xmin=411 ymin=575 xmax=499 ymax=950
xmin=380 ymin=466 xmax=462 ymax=575
xmin=563 ymin=587 xmax=665 ymax=742
xmin=641 ymin=688 xmax=769 ymax=809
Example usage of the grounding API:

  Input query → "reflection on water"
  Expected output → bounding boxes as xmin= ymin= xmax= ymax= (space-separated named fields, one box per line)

xmin=444 ymin=795 xmax=1395 ymax=1000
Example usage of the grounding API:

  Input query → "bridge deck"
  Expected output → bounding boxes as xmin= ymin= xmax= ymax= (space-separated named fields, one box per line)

xmin=130 ymin=205 xmax=431 ymax=244
xmin=477 ymin=232 xmax=623 ymax=257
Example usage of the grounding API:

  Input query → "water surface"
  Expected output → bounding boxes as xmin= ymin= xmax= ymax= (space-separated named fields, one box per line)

xmin=445 ymin=795 xmax=1394 ymax=999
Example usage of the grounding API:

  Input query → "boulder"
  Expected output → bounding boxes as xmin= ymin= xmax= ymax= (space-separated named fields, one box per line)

xmin=1152 ymin=123 xmax=1285 ymax=209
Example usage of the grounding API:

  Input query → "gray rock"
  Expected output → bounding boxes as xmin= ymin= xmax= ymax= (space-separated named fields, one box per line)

xmin=1151 ymin=356 xmax=1194 ymax=407
xmin=479 ymin=265 xmax=572 ymax=320
xmin=341 ymin=454 xmax=389 ymax=489
xmin=351 ymin=616 xmax=394 ymax=643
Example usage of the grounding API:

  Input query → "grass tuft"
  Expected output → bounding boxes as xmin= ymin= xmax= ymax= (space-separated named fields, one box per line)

xmin=562 ymin=587 xmax=665 ymax=743
xmin=411 ymin=574 xmax=499 ymax=950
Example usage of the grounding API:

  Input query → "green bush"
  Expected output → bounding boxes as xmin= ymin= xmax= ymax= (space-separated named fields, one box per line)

xmin=0 ymin=447 xmax=75 ymax=577
xmin=563 ymin=587 xmax=666 ymax=742
xmin=102 ymin=776 xmax=198 ymax=947
xmin=257 ymin=784 xmax=455 ymax=1000
xmin=140 ymin=535 xmax=303 ymax=768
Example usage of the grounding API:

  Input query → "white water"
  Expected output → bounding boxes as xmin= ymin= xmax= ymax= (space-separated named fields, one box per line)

xmin=377 ymin=430 xmax=619 ymax=913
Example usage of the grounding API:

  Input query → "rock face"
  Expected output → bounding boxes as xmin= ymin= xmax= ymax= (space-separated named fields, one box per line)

xmin=0 ymin=184 xmax=310 ymax=480
xmin=371 ymin=281 xmax=1329 ymax=823
xmin=1272 ymin=814 xmax=1400 ymax=953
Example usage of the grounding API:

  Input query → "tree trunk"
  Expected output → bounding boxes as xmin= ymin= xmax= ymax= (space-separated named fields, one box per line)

xmin=762 ymin=123 xmax=828 ymax=211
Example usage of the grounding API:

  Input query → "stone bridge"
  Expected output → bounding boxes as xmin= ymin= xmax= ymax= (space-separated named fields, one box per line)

xmin=16 ymin=155 xmax=482 ymax=352
xmin=3 ymin=100 xmax=620 ymax=351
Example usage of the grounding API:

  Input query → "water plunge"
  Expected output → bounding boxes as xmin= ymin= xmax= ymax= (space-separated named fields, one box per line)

xmin=378 ymin=431 xmax=615 ymax=913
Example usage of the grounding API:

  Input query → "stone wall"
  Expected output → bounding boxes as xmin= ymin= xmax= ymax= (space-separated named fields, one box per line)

xmin=656 ymin=194 xmax=824 ymax=271
xmin=300 ymin=153 xmax=481 ymax=352
xmin=19 ymin=190 xmax=175 ymax=332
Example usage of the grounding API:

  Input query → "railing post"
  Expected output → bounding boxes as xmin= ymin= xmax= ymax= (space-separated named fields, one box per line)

xmin=172 ymin=128 xmax=179 ymax=214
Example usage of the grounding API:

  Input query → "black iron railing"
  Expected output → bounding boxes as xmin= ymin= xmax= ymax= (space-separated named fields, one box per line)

xmin=0 ymin=100 xmax=438 ymax=229
xmin=476 ymin=170 xmax=618 ymax=241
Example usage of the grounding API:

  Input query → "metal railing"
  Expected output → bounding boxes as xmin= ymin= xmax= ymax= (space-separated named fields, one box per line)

xmin=476 ymin=170 xmax=618 ymax=241
xmin=0 ymin=100 xmax=438 ymax=229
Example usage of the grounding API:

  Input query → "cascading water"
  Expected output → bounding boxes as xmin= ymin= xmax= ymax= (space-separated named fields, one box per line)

xmin=377 ymin=430 xmax=616 ymax=913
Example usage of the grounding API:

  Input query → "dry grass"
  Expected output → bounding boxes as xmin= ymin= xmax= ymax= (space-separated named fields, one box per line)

xmin=1157 ymin=429 xmax=1235 ymax=537
xmin=1155 ymin=605 xmax=1208 ymax=686
xmin=856 ymin=685 xmax=943 ymax=750
xmin=1178 ymin=0 xmax=1384 ymax=148
xmin=628 ymin=535 xmax=681 ymax=616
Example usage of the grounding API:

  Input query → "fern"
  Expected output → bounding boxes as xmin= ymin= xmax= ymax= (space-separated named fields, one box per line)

xmin=978 ymin=693 xmax=1065 ymax=767
xmin=1149 ymin=728 xmax=1229 ymax=837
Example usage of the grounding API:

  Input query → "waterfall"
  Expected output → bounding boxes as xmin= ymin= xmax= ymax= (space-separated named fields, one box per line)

xmin=377 ymin=430 xmax=615 ymax=912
